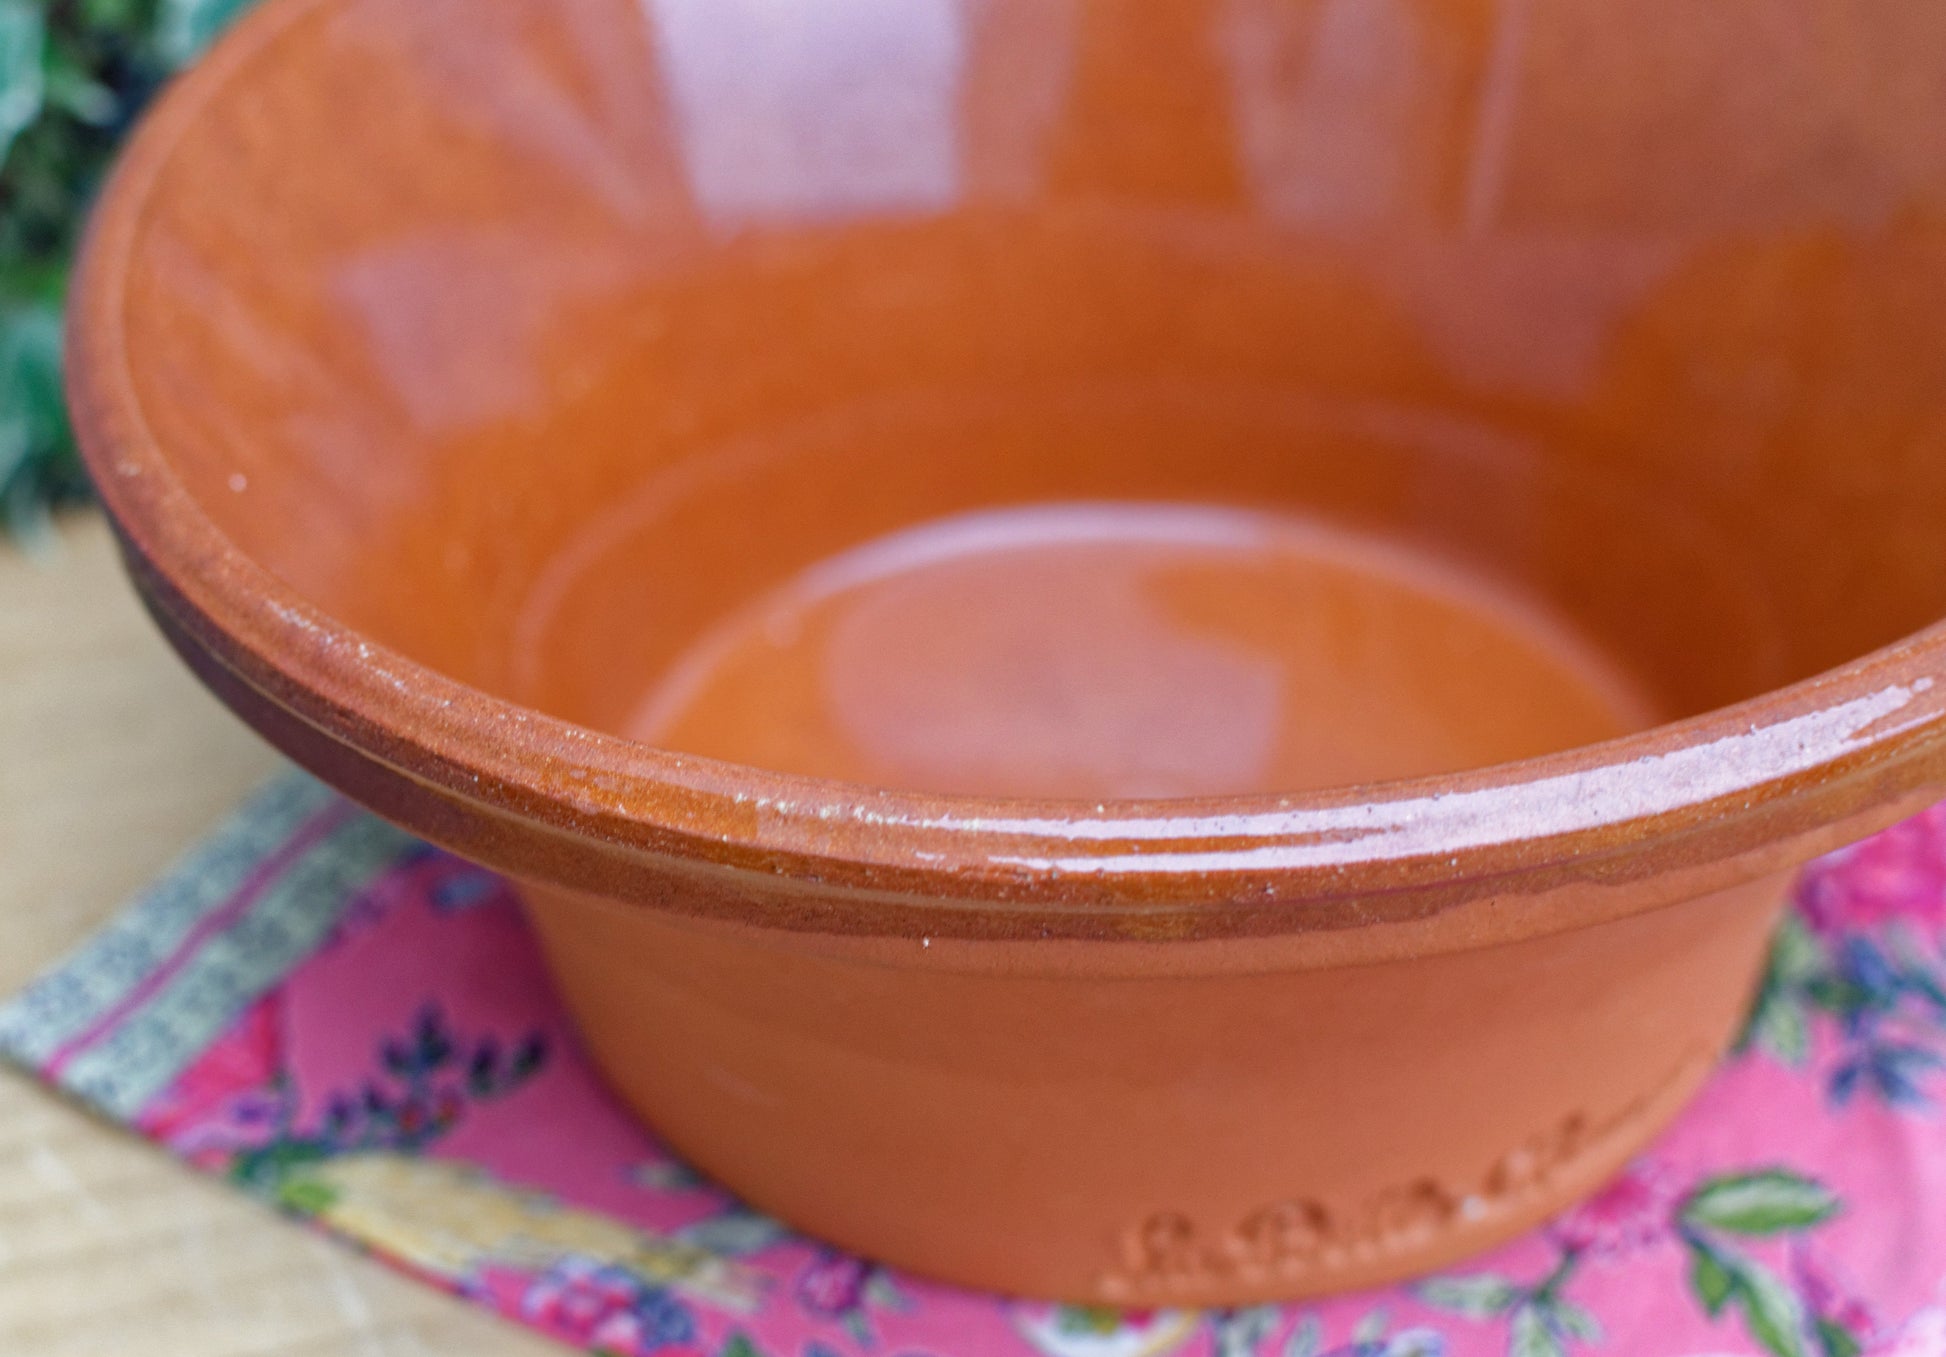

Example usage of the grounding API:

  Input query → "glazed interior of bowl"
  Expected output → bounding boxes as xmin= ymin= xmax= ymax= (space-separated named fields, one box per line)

xmin=108 ymin=0 xmax=1946 ymax=812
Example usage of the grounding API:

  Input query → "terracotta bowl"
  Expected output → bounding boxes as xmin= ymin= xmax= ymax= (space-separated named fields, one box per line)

xmin=69 ymin=0 xmax=1946 ymax=1305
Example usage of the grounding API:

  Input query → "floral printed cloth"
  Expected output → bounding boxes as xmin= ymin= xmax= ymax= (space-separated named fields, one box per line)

xmin=5 ymin=774 xmax=1946 ymax=1357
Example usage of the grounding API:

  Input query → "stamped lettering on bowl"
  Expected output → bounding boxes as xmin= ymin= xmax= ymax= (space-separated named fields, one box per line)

xmin=1098 ymin=1050 xmax=1710 ymax=1300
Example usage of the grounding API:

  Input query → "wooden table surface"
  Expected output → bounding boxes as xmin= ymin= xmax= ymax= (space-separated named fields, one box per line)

xmin=0 ymin=515 xmax=556 ymax=1356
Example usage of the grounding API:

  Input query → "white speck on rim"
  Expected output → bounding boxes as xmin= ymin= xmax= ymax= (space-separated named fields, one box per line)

xmin=227 ymin=472 xmax=248 ymax=492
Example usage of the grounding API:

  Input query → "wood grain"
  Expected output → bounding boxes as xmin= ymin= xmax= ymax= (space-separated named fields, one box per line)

xmin=0 ymin=515 xmax=555 ymax=1356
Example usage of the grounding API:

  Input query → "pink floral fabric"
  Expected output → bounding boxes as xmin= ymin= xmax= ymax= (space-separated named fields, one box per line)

xmin=6 ymin=775 xmax=1946 ymax=1357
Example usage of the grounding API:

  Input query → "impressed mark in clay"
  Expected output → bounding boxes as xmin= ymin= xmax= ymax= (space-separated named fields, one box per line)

xmin=1098 ymin=1051 xmax=1709 ymax=1300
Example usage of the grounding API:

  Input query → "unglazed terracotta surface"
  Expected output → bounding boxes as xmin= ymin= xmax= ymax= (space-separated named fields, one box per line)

xmin=66 ymin=0 xmax=1946 ymax=1303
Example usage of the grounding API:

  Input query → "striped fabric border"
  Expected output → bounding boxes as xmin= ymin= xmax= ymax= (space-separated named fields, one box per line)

xmin=0 ymin=774 xmax=415 ymax=1120
xmin=0 ymin=775 xmax=336 ymax=1064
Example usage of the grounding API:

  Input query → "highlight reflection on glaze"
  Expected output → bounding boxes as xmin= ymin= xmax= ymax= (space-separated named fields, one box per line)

xmin=959 ymin=680 xmax=1939 ymax=871
xmin=630 ymin=503 xmax=1657 ymax=800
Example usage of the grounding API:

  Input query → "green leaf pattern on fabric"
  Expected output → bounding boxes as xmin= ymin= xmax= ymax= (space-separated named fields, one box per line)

xmin=1682 ymin=1171 xmax=1842 ymax=1236
xmin=1415 ymin=1276 xmax=1520 ymax=1320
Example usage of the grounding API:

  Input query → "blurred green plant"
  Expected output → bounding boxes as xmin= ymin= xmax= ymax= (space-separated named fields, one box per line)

xmin=0 ymin=0 xmax=254 ymax=538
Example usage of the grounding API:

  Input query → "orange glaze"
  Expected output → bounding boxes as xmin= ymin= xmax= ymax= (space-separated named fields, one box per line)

xmin=631 ymin=502 xmax=1658 ymax=798
xmin=72 ymin=0 xmax=1946 ymax=1305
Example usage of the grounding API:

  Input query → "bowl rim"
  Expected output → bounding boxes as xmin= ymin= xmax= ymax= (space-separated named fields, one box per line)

xmin=66 ymin=0 xmax=1946 ymax=915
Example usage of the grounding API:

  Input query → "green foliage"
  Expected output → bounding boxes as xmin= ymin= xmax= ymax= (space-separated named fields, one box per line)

xmin=1681 ymin=1170 xmax=1841 ymax=1237
xmin=1422 ymin=1167 xmax=1849 ymax=1357
xmin=273 ymin=1173 xmax=341 ymax=1216
xmin=1732 ymin=1253 xmax=1813 ymax=1357
xmin=1814 ymin=1317 xmax=1865 ymax=1357
xmin=1508 ymin=1306 xmax=1564 ymax=1357
xmin=1415 ymin=1275 xmax=1521 ymax=1320
xmin=1677 ymin=1170 xmax=1846 ymax=1357
xmin=0 ymin=0 xmax=257 ymax=533
xmin=1739 ymin=913 xmax=1822 ymax=1064
xmin=1689 ymin=1240 xmax=1738 ymax=1316
xmin=1416 ymin=1258 xmax=1599 ymax=1357
xmin=158 ymin=0 xmax=257 ymax=64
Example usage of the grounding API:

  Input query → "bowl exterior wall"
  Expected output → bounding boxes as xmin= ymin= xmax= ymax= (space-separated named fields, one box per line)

xmin=521 ymin=870 xmax=1784 ymax=1304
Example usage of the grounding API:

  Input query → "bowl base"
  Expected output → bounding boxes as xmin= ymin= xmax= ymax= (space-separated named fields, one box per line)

xmin=629 ymin=500 xmax=1658 ymax=800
